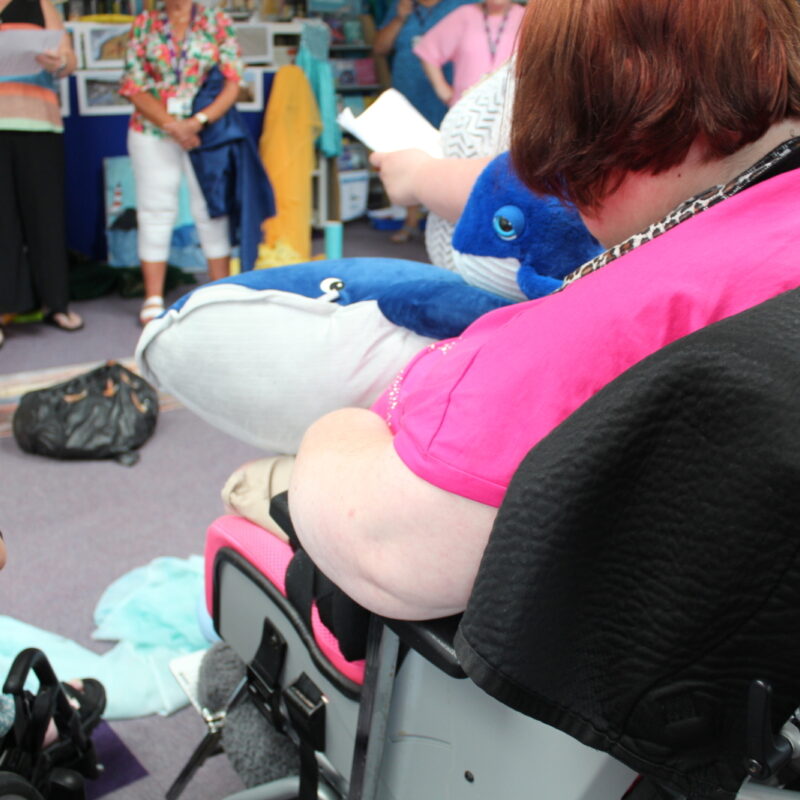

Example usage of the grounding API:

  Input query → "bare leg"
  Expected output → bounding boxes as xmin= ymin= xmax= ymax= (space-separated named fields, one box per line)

xmin=206 ymin=255 xmax=230 ymax=282
xmin=139 ymin=260 xmax=168 ymax=325
xmin=391 ymin=204 xmax=422 ymax=243
xmin=44 ymin=310 xmax=83 ymax=331
xmin=141 ymin=259 xmax=167 ymax=299
xmin=43 ymin=679 xmax=83 ymax=746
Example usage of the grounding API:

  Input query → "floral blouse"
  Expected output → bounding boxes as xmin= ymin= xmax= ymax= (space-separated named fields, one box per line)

xmin=119 ymin=5 xmax=243 ymax=137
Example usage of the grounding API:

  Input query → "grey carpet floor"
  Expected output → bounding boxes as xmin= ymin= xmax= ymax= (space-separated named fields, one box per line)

xmin=0 ymin=220 xmax=428 ymax=799
xmin=1 ymin=356 xmax=265 ymax=800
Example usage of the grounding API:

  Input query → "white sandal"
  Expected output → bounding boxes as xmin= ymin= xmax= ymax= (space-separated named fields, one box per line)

xmin=390 ymin=225 xmax=416 ymax=244
xmin=139 ymin=295 xmax=165 ymax=326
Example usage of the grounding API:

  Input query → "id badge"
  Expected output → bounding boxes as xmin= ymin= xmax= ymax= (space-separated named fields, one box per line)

xmin=167 ymin=96 xmax=191 ymax=117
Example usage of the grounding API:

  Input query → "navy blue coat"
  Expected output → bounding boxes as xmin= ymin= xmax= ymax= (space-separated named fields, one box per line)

xmin=190 ymin=68 xmax=275 ymax=272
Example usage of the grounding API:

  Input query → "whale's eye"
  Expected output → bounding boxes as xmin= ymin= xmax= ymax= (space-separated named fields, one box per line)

xmin=492 ymin=205 xmax=525 ymax=241
xmin=319 ymin=277 xmax=345 ymax=293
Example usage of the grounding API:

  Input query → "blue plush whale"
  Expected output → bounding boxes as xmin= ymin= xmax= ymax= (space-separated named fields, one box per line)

xmin=451 ymin=152 xmax=602 ymax=300
xmin=377 ymin=153 xmax=601 ymax=336
xmin=165 ymin=256 xmax=511 ymax=341
xmin=136 ymin=154 xmax=603 ymax=452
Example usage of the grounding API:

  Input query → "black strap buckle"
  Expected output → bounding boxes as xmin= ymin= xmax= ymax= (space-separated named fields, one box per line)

xmin=247 ymin=618 xmax=287 ymax=732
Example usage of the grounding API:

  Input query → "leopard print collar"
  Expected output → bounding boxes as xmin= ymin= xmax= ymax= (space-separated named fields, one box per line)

xmin=558 ymin=137 xmax=800 ymax=291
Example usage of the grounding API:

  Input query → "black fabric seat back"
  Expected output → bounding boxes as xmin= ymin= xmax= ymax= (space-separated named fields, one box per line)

xmin=456 ymin=288 xmax=800 ymax=800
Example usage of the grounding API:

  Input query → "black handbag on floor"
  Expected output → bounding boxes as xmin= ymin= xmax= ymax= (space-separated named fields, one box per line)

xmin=12 ymin=361 xmax=158 ymax=466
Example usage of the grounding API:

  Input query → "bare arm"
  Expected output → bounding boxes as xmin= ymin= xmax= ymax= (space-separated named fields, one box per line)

xmin=288 ymin=408 xmax=497 ymax=620
xmin=372 ymin=0 xmax=412 ymax=56
xmin=370 ymin=150 xmax=491 ymax=222
xmin=124 ymin=92 xmax=196 ymax=149
xmin=128 ymin=80 xmax=240 ymax=150
xmin=194 ymin=77 xmax=240 ymax=123
xmin=420 ymin=59 xmax=453 ymax=105
xmin=37 ymin=0 xmax=77 ymax=76
xmin=128 ymin=91 xmax=175 ymax=129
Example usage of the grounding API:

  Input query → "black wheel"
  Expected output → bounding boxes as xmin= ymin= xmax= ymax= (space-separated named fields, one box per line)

xmin=0 ymin=772 xmax=45 ymax=800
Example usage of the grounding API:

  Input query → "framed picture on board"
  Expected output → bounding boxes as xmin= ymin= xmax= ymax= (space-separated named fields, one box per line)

xmin=235 ymin=66 xmax=264 ymax=111
xmin=76 ymin=70 xmax=131 ymax=115
xmin=82 ymin=23 xmax=131 ymax=69
xmin=64 ymin=22 xmax=84 ymax=69
xmin=233 ymin=23 xmax=273 ymax=64
xmin=307 ymin=0 xmax=358 ymax=12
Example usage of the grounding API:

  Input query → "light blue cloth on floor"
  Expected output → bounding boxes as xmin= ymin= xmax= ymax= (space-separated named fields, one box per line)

xmin=0 ymin=556 xmax=209 ymax=720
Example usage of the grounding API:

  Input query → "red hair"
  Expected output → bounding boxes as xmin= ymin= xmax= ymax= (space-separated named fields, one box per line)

xmin=511 ymin=0 xmax=800 ymax=209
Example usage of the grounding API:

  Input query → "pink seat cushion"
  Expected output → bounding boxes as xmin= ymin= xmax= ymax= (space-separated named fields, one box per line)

xmin=205 ymin=514 xmax=365 ymax=685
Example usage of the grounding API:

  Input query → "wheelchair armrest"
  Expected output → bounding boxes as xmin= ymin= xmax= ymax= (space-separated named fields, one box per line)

xmin=383 ymin=615 xmax=466 ymax=679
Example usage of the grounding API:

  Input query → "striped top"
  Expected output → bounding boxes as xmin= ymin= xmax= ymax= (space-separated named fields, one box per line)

xmin=0 ymin=4 xmax=63 ymax=134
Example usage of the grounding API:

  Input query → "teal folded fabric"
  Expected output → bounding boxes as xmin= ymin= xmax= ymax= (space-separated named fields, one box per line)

xmin=0 ymin=555 xmax=208 ymax=719
xmin=93 ymin=555 xmax=207 ymax=651
xmin=296 ymin=41 xmax=341 ymax=158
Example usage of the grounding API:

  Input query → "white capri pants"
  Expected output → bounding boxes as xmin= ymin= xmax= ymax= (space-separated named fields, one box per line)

xmin=127 ymin=128 xmax=230 ymax=263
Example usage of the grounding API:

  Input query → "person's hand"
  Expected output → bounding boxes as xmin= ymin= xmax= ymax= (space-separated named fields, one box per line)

xmin=163 ymin=117 xmax=203 ymax=150
xmin=36 ymin=48 xmax=65 ymax=73
xmin=370 ymin=148 xmax=433 ymax=207
xmin=163 ymin=122 xmax=197 ymax=150
xmin=396 ymin=0 xmax=413 ymax=21
xmin=176 ymin=134 xmax=201 ymax=150
xmin=434 ymin=83 xmax=454 ymax=105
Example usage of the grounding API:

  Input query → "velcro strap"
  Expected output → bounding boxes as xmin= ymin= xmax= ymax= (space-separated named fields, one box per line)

xmin=285 ymin=549 xmax=317 ymax=627
xmin=285 ymin=549 xmax=372 ymax=661
xmin=284 ymin=674 xmax=326 ymax=800
xmin=269 ymin=491 xmax=301 ymax=550
xmin=316 ymin=574 xmax=371 ymax=662
xmin=296 ymin=741 xmax=320 ymax=800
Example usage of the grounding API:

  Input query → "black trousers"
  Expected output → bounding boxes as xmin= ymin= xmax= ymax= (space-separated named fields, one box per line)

xmin=0 ymin=131 xmax=70 ymax=314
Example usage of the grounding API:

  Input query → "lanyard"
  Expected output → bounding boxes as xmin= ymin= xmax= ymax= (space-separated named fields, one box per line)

xmin=412 ymin=0 xmax=430 ymax=29
xmin=163 ymin=2 xmax=196 ymax=86
xmin=482 ymin=2 xmax=511 ymax=65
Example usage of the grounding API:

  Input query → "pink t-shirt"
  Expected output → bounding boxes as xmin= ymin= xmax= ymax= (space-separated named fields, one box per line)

xmin=413 ymin=2 xmax=525 ymax=105
xmin=371 ymin=168 xmax=800 ymax=507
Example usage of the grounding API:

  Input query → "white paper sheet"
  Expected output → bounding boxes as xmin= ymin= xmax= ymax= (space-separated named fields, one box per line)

xmin=0 ymin=29 xmax=64 ymax=77
xmin=169 ymin=648 xmax=209 ymax=715
xmin=337 ymin=88 xmax=443 ymax=157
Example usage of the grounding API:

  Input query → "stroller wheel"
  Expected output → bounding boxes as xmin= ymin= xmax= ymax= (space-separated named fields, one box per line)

xmin=46 ymin=768 xmax=86 ymax=800
xmin=0 ymin=771 xmax=44 ymax=800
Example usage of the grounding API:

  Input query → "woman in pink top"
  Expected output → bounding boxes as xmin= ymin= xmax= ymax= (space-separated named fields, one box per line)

xmin=289 ymin=0 xmax=800 ymax=621
xmin=412 ymin=0 xmax=524 ymax=105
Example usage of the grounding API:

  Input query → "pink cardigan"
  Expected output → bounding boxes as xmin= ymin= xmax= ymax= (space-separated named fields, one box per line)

xmin=372 ymin=168 xmax=800 ymax=506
